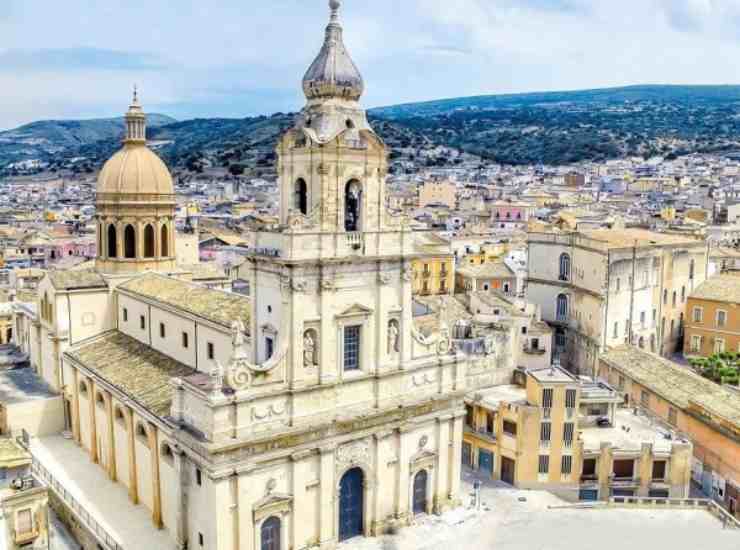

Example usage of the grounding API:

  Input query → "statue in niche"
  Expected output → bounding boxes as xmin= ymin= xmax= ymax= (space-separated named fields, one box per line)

xmin=231 ymin=320 xmax=246 ymax=348
xmin=303 ymin=330 xmax=317 ymax=367
xmin=388 ymin=320 xmax=400 ymax=355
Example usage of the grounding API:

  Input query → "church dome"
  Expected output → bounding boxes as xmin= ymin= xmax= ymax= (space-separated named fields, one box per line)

xmin=96 ymin=90 xmax=174 ymax=198
xmin=97 ymin=145 xmax=174 ymax=196
xmin=302 ymin=0 xmax=364 ymax=102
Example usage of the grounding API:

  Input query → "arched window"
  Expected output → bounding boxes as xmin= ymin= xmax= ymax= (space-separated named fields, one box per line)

xmin=107 ymin=224 xmax=118 ymax=258
xmin=161 ymin=224 xmax=169 ymax=257
xmin=124 ymin=225 xmax=136 ymax=259
xmin=556 ymin=294 xmax=569 ymax=322
xmin=344 ymin=180 xmax=362 ymax=232
xmin=144 ymin=224 xmax=155 ymax=258
xmin=261 ymin=516 xmax=281 ymax=550
xmin=97 ymin=223 xmax=103 ymax=256
xmin=294 ymin=178 xmax=308 ymax=215
xmin=559 ymin=253 xmax=571 ymax=281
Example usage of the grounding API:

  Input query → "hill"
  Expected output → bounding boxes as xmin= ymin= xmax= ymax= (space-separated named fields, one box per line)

xmin=5 ymin=84 xmax=740 ymax=173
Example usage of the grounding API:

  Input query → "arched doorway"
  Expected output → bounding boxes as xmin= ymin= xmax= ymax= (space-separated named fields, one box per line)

xmin=124 ymin=225 xmax=136 ymax=258
xmin=107 ymin=224 xmax=117 ymax=258
xmin=260 ymin=516 xmax=281 ymax=550
xmin=339 ymin=467 xmax=364 ymax=541
xmin=295 ymin=178 xmax=307 ymax=215
xmin=344 ymin=180 xmax=362 ymax=232
xmin=413 ymin=470 xmax=428 ymax=515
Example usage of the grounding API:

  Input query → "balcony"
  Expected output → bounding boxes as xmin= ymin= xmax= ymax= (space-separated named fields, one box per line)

xmin=13 ymin=527 xmax=40 ymax=545
xmin=580 ymin=474 xmax=598 ymax=483
xmin=523 ymin=344 xmax=547 ymax=355
xmin=610 ymin=475 xmax=640 ymax=487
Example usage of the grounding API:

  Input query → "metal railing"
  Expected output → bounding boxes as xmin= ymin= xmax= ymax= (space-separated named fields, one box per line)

xmin=31 ymin=456 xmax=124 ymax=550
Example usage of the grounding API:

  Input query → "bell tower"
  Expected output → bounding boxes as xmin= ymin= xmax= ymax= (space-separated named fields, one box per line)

xmin=276 ymin=0 xmax=402 ymax=257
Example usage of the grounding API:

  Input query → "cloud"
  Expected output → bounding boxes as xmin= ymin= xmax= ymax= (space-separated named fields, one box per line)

xmin=0 ymin=48 xmax=166 ymax=73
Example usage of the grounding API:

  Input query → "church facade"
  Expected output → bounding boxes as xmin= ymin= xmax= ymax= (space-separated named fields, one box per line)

xmin=12 ymin=2 xmax=522 ymax=549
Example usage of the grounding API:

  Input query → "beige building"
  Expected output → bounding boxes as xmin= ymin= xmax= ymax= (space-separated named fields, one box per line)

xmin=599 ymin=346 xmax=740 ymax=517
xmin=463 ymin=365 xmax=692 ymax=501
xmin=0 ymin=438 xmax=50 ymax=549
xmin=684 ymin=275 xmax=740 ymax=357
xmin=418 ymin=180 xmax=457 ymax=209
xmin=527 ymin=229 xmax=708 ymax=375
xmin=8 ymin=4 xmax=534 ymax=549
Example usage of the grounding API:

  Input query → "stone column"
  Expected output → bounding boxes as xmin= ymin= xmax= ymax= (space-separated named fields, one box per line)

xmin=71 ymin=369 xmax=81 ymax=444
xmin=372 ymin=430 xmax=393 ymax=534
xmin=319 ymin=275 xmax=335 ymax=385
xmin=638 ymin=442 xmax=653 ymax=497
xmin=237 ymin=469 xmax=254 ymax=550
xmin=447 ymin=413 xmax=464 ymax=506
xmin=148 ymin=423 xmax=163 ymax=528
xmin=173 ymin=448 xmax=189 ymax=549
xmin=125 ymin=408 xmax=139 ymax=504
xmin=395 ymin=427 xmax=410 ymax=522
xmin=291 ymin=450 xmax=313 ymax=548
xmin=400 ymin=261 xmax=413 ymax=364
xmin=88 ymin=379 xmax=98 ymax=464
xmin=435 ymin=414 xmax=452 ymax=513
xmin=318 ymin=445 xmax=335 ymax=547
xmin=105 ymin=391 xmax=117 ymax=481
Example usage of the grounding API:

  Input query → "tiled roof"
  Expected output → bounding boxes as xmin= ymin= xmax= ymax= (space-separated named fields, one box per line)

xmin=119 ymin=272 xmax=249 ymax=330
xmin=690 ymin=275 xmax=740 ymax=304
xmin=600 ymin=345 xmax=740 ymax=426
xmin=0 ymin=438 xmax=31 ymax=468
xmin=48 ymin=269 xmax=107 ymax=291
xmin=578 ymin=228 xmax=701 ymax=248
xmin=457 ymin=261 xmax=514 ymax=279
xmin=66 ymin=331 xmax=196 ymax=418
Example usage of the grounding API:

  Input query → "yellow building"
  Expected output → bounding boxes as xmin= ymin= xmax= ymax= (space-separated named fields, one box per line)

xmin=412 ymin=256 xmax=454 ymax=295
xmin=463 ymin=366 xmax=692 ymax=501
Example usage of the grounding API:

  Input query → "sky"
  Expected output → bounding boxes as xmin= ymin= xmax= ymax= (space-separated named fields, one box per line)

xmin=2 ymin=0 xmax=740 ymax=130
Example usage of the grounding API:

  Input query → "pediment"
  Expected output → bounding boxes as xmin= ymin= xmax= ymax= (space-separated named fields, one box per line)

xmin=336 ymin=303 xmax=373 ymax=318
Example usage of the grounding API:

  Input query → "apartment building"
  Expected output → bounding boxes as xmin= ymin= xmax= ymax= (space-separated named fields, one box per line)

xmin=685 ymin=275 xmax=740 ymax=356
xmin=527 ymin=229 xmax=708 ymax=375
xmin=599 ymin=346 xmax=740 ymax=518
xmin=463 ymin=365 xmax=692 ymax=502
xmin=456 ymin=261 xmax=516 ymax=296
xmin=418 ymin=179 xmax=457 ymax=209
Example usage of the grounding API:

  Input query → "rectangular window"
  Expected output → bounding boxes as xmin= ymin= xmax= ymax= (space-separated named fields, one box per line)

xmin=540 ymin=422 xmax=551 ymax=443
xmin=182 ymin=332 xmax=189 ymax=349
xmin=538 ymin=455 xmax=550 ymax=475
xmin=123 ymin=308 xmax=128 ymax=322
xmin=715 ymin=338 xmax=726 ymax=354
xmin=691 ymin=335 xmax=702 ymax=353
xmin=641 ymin=390 xmax=650 ymax=408
xmin=531 ymin=338 xmax=539 ymax=350
xmin=652 ymin=309 xmax=657 ymax=327
xmin=693 ymin=307 xmax=703 ymax=323
xmin=668 ymin=407 xmax=678 ymax=426
xmin=343 ymin=325 xmax=361 ymax=371
xmin=465 ymin=405 xmax=474 ymax=428
xmin=618 ymin=376 xmax=625 ymax=391
xmin=207 ymin=342 xmax=215 ymax=360
xmin=565 ymin=389 xmax=577 ymax=409
xmin=265 ymin=337 xmax=274 ymax=360
xmin=140 ymin=315 xmax=145 ymax=330
xmin=563 ymin=422 xmax=575 ymax=446
xmin=640 ymin=311 xmax=646 ymax=329
xmin=16 ymin=508 xmax=32 ymax=534
xmin=582 ymin=458 xmax=597 ymax=478
xmin=159 ymin=322 xmax=165 ymax=338
xmin=613 ymin=321 xmax=618 ymax=338
xmin=613 ymin=459 xmax=635 ymax=479
xmin=503 ymin=420 xmax=517 ymax=436
xmin=486 ymin=413 xmax=495 ymax=434
xmin=652 ymin=461 xmax=667 ymax=481
xmin=716 ymin=310 xmax=727 ymax=328
xmin=542 ymin=388 xmax=554 ymax=408
xmin=196 ymin=468 xmax=202 ymax=486
xmin=561 ymin=455 xmax=573 ymax=475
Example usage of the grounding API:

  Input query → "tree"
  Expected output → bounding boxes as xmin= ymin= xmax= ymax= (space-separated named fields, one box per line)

xmin=228 ymin=164 xmax=245 ymax=176
xmin=689 ymin=352 xmax=739 ymax=386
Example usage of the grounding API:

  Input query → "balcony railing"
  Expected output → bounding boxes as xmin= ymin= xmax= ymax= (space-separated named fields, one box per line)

xmin=523 ymin=345 xmax=547 ymax=355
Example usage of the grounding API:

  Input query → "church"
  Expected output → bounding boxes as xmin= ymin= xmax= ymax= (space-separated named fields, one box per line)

xmin=13 ymin=2 xmax=520 ymax=549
